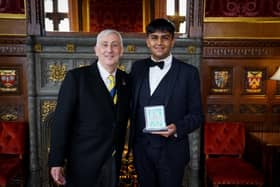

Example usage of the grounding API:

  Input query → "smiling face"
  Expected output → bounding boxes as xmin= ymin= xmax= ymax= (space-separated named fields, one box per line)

xmin=95 ymin=32 xmax=124 ymax=72
xmin=146 ymin=31 xmax=175 ymax=61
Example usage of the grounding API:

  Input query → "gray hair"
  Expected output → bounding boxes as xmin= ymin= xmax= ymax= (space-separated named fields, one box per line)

xmin=96 ymin=29 xmax=123 ymax=48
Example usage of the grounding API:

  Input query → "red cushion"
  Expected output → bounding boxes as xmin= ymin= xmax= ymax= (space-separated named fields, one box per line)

xmin=206 ymin=157 xmax=264 ymax=185
xmin=0 ymin=122 xmax=27 ymax=185
xmin=204 ymin=122 xmax=245 ymax=155
xmin=0 ymin=156 xmax=22 ymax=185
xmin=0 ymin=122 xmax=27 ymax=154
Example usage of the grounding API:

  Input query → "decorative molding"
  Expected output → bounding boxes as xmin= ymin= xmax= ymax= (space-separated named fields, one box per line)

xmin=0 ymin=104 xmax=23 ymax=121
xmin=0 ymin=37 xmax=26 ymax=56
xmin=187 ymin=46 xmax=196 ymax=54
xmin=0 ymin=45 xmax=25 ymax=56
xmin=40 ymin=100 xmax=57 ymax=123
xmin=66 ymin=43 xmax=75 ymax=53
xmin=49 ymin=64 xmax=67 ymax=82
xmin=204 ymin=40 xmax=280 ymax=47
xmin=126 ymin=44 xmax=136 ymax=52
xmin=240 ymin=104 xmax=267 ymax=113
xmin=211 ymin=114 xmax=228 ymax=121
xmin=34 ymin=43 xmax=42 ymax=52
xmin=207 ymin=104 xmax=233 ymax=114
xmin=202 ymin=39 xmax=280 ymax=57
xmin=204 ymin=46 xmax=271 ymax=57
xmin=205 ymin=0 xmax=280 ymax=18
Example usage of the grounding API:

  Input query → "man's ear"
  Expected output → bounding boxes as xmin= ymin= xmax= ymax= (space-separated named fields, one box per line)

xmin=146 ymin=39 xmax=150 ymax=48
xmin=120 ymin=49 xmax=124 ymax=57
xmin=171 ymin=38 xmax=176 ymax=48
xmin=94 ymin=46 xmax=96 ymax=54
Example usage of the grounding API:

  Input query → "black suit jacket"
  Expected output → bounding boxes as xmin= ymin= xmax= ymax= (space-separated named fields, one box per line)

xmin=129 ymin=57 xmax=204 ymax=164
xmin=48 ymin=62 xmax=130 ymax=186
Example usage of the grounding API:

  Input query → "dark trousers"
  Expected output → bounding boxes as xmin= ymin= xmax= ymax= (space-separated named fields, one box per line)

xmin=133 ymin=142 xmax=185 ymax=187
xmin=96 ymin=155 xmax=117 ymax=187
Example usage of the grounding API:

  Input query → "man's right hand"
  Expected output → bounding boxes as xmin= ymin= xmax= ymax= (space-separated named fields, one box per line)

xmin=50 ymin=167 xmax=66 ymax=186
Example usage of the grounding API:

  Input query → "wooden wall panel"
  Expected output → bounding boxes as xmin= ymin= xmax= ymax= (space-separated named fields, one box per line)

xmin=202 ymin=39 xmax=280 ymax=131
xmin=0 ymin=55 xmax=27 ymax=122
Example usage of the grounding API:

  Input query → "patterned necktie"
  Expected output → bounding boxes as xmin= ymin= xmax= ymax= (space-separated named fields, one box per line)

xmin=108 ymin=75 xmax=117 ymax=104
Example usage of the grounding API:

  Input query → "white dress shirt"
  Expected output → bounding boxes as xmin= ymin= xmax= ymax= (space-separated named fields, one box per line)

xmin=149 ymin=54 xmax=173 ymax=95
xmin=97 ymin=62 xmax=116 ymax=91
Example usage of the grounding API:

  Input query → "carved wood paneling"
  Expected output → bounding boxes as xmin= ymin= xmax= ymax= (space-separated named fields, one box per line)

xmin=202 ymin=39 xmax=280 ymax=131
xmin=0 ymin=0 xmax=25 ymax=14
xmin=0 ymin=37 xmax=26 ymax=56
xmin=205 ymin=0 xmax=280 ymax=17
xmin=90 ymin=0 xmax=143 ymax=32
xmin=0 ymin=51 xmax=27 ymax=122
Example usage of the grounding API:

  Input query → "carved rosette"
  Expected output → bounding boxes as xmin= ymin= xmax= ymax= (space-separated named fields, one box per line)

xmin=49 ymin=64 xmax=67 ymax=82
xmin=40 ymin=100 xmax=57 ymax=122
xmin=0 ymin=104 xmax=23 ymax=121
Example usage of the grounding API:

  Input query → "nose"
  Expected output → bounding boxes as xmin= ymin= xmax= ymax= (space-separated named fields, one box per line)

xmin=156 ymin=37 xmax=164 ymax=45
xmin=106 ymin=45 xmax=113 ymax=52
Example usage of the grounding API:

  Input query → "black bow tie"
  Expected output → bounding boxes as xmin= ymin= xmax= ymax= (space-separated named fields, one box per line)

xmin=148 ymin=59 xmax=164 ymax=69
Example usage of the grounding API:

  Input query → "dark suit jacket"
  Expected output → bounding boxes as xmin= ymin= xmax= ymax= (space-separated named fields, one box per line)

xmin=48 ymin=62 xmax=130 ymax=186
xmin=129 ymin=57 xmax=204 ymax=165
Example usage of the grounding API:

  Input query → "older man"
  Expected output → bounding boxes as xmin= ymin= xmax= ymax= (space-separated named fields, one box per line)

xmin=48 ymin=29 xmax=130 ymax=187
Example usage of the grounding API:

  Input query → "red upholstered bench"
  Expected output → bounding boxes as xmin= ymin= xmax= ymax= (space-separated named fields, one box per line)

xmin=204 ymin=122 xmax=264 ymax=187
xmin=0 ymin=121 xmax=28 ymax=186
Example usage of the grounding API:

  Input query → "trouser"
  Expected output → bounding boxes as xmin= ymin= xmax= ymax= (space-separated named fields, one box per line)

xmin=96 ymin=155 xmax=117 ymax=187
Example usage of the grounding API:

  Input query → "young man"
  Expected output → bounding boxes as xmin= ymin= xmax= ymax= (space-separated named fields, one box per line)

xmin=48 ymin=29 xmax=130 ymax=187
xmin=129 ymin=18 xmax=204 ymax=187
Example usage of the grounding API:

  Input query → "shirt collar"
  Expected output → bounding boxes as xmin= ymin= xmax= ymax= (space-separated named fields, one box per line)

xmin=97 ymin=61 xmax=117 ymax=81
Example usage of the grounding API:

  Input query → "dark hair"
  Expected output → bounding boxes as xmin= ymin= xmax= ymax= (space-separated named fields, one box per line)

xmin=146 ymin=18 xmax=176 ymax=38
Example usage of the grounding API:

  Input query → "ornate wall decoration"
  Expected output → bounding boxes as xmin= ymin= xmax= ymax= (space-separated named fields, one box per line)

xmin=0 ymin=104 xmax=23 ymax=121
xmin=0 ymin=37 xmax=26 ymax=56
xmin=204 ymin=47 xmax=270 ymax=58
xmin=49 ymin=64 xmax=67 ymax=82
xmin=66 ymin=43 xmax=75 ymax=53
xmin=205 ymin=0 xmax=280 ymax=17
xmin=0 ymin=0 xmax=25 ymax=18
xmin=90 ymin=0 xmax=143 ymax=32
xmin=127 ymin=45 xmax=136 ymax=53
xmin=208 ymin=104 xmax=233 ymax=121
xmin=240 ymin=104 xmax=267 ymax=113
xmin=187 ymin=46 xmax=196 ymax=54
xmin=40 ymin=100 xmax=57 ymax=122
xmin=0 ymin=68 xmax=20 ymax=94
xmin=34 ymin=43 xmax=42 ymax=52
xmin=210 ymin=67 xmax=232 ymax=94
xmin=244 ymin=68 xmax=266 ymax=94
xmin=207 ymin=104 xmax=233 ymax=114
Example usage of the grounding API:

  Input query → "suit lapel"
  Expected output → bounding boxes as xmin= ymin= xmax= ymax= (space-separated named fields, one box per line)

xmin=164 ymin=58 xmax=180 ymax=106
xmin=133 ymin=58 xmax=180 ymax=107
xmin=133 ymin=61 xmax=149 ymax=115
xmin=89 ymin=63 xmax=116 ymax=114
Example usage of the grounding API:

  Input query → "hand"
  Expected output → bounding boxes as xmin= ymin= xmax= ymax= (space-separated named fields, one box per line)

xmin=50 ymin=167 xmax=66 ymax=186
xmin=151 ymin=123 xmax=177 ymax=138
